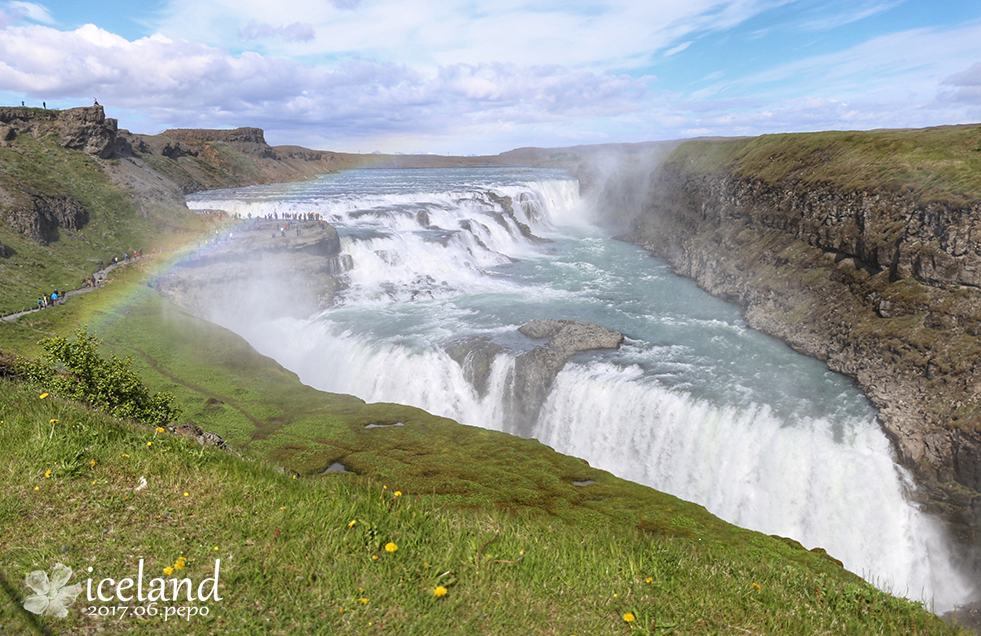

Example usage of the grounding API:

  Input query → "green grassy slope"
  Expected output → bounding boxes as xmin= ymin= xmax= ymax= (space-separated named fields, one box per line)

xmin=0 ymin=134 xmax=204 ymax=315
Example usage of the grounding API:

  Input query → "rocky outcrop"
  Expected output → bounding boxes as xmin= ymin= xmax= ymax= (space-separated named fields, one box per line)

xmin=161 ymin=127 xmax=275 ymax=157
xmin=445 ymin=336 xmax=503 ymax=399
xmin=55 ymin=106 xmax=117 ymax=158
xmin=0 ymin=106 xmax=116 ymax=158
xmin=485 ymin=191 xmax=551 ymax=243
xmin=155 ymin=219 xmax=350 ymax=323
xmin=5 ymin=193 xmax=88 ymax=244
xmin=618 ymin=157 xmax=981 ymax=564
xmin=508 ymin=319 xmax=623 ymax=436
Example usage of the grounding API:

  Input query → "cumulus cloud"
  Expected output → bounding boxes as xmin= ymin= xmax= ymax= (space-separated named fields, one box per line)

xmin=0 ymin=22 xmax=650 ymax=148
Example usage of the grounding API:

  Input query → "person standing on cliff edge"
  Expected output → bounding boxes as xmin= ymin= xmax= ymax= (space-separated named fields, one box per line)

xmin=93 ymin=98 xmax=98 ymax=106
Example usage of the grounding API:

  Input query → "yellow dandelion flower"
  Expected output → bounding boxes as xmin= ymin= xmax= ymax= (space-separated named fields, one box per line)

xmin=385 ymin=542 xmax=397 ymax=553
xmin=751 ymin=583 xmax=762 ymax=592
xmin=156 ymin=427 xmax=165 ymax=433
xmin=44 ymin=469 xmax=52 ymax=479
xmin=39 ymin=393 xmax=48 ymax=399
xmin=34 ymin=486 xmax=39 ymax=491
xmin=163 ymin=566 xmax=174 ymax=576
xmin=359 ymin=598 xmax=368 ymax=605
xmin=292 ymin=474 xmax=297 ymax=479
xmin=623 ymin=612 xmax=635 ymax=623
xmin=122 ymin=453 xmax=130 ymax=458
xmin=371 ymin=555 xmax=379 ymax=561
xmin=614 ymin=593 xmax=618 ymax=598
xmin=174 ymin=561 xmax=185 ymax=570
xmin=394 ymin=491 xmax=402 ymax=497
xmin=280 ymin=506 xmax=286 ymax=511
xmin=183 ymin=492 xmax=189 ymax=497
xmin=91 ymin=480 xmax=96 ymax=485
xmin=348 ymin=520 xmax=357 ymax=528
xmin=423 ymin=562 xmax=429 ymax=568
xmin=214 ymin=547 xmax=219 ymax=551
xmin=49 ymin=419 xmax=58 ymax=424
xmin=433 ymin=586 xmax=448 ymax=598
xmin=646 ymin=577 xmax=653 ymax=584
xmin=383 ymin=485 xmax=387 ymax=489
xmin=147 ymin=441 xmax=152 ymax=447
xmin=339 ymin=609 xmax=345 ymax=614
xmin=90 ymin=459 xmax=96 ymax=468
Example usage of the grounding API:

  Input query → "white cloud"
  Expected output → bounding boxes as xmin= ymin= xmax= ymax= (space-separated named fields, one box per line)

xmin=148 ymin=0 xmax=795 ymax=69
xmin=664 ymin=41 xmax=692 ymax=56
xmin=6 ymin=1 xmax=52 ymax=24
xmin=0 ymin=22 xmax=651 ymax=151
xmin=239 ymin=21 xmax=316 ymax=43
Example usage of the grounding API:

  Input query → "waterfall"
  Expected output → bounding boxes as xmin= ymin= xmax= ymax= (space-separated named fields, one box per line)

xmin=186 ymin=167 xmax=975 ymax=611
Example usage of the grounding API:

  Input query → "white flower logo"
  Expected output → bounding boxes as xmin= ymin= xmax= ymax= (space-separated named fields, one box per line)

xmin=22 ymin=562 xmax=83 ymax=618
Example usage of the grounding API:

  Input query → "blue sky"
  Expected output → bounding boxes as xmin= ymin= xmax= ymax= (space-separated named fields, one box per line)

xmin=0 ymin=0 xmax=979 ymax=154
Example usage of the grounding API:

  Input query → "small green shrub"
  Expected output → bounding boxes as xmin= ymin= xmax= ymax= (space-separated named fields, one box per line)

xmin=21 ymin=327 xmax=182 ymax=426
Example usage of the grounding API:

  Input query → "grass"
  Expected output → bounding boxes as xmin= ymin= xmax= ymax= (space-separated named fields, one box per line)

xmin=664 ymin=125 xmax=981 ymax=205
xmin=0 ymin=380 xmax=965 ymax=635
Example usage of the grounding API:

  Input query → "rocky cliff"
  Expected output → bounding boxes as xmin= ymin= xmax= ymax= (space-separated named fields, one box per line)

xmin=0 ymin=105 xmax=117 ymax=158
xmin=614 ymin=127 xmax=981 ymax=564
xmin=153 ymin=218 xmax=351 ymax=323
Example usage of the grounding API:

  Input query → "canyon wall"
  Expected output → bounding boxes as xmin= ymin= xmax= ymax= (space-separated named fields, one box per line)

xmin=608 ymin=130 xmax=981 ymax=560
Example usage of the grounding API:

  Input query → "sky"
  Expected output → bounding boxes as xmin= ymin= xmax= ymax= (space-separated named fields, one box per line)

xmin=0 ymin=0 xmax=979 ymax=155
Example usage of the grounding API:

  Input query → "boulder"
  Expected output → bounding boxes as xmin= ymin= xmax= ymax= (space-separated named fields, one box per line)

xmin=508 ymin=319 xmax=623 ymax=436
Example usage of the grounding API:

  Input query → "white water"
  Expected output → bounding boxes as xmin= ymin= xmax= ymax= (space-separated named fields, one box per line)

xmin=187 ymin=167 xmax=975 ymax=610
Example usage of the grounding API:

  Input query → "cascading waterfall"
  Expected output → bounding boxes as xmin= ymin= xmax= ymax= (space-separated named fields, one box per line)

xmin=187 ymin=167 xmax=975 ymax=611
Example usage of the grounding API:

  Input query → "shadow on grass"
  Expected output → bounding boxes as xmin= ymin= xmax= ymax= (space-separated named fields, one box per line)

xmin=0 ymin=569 xmax=54 ymax=636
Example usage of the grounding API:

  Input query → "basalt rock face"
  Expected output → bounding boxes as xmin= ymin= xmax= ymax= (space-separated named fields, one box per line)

xmin=508 ymin=319 xmax=624 ymax=437
xmin=6 ymin=194 xmax=90 ymax=244
xmin=620 ymin=159 xmax=981 ymax=563
xmin=161 ymin=127 xmax=277 ymax=159
xmin=123 ymin=127 xmax=339 ymax=193
xmin=55 ymin=106 xmax=117 ymax=159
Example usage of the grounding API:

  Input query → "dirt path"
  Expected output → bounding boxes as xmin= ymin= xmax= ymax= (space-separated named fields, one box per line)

xmin=0 ymin=257 xmax=138 ymax=323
